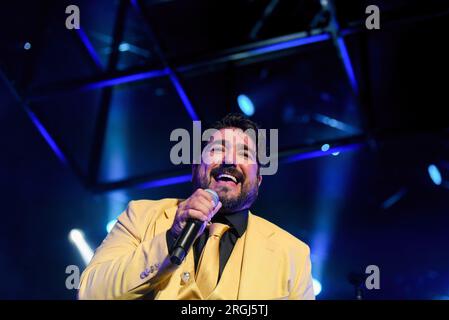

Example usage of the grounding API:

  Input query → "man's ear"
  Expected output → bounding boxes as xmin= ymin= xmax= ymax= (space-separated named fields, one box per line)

xmin=257 ymin=174 xmax=263 ymax=187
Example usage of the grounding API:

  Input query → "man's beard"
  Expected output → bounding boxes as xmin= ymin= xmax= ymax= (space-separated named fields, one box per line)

xmin=192 ymin=167 xmax=259 ymax=213
xmin=217 ymin=182 xmax=259 ymax=213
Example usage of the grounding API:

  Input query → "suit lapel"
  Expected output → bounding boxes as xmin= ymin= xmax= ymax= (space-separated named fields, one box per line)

xmin=154 ymin=205 xmax=177 ymax=237
xmin=153 ymin=203 xmax=203 ymax=299
xmin=238 ymin=212 xmax=280 ymax=299
xmin=154 ymin=206 xmax=283 ymax=299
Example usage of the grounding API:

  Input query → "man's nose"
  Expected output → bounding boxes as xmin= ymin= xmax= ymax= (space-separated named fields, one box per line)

xmin=220 ymin=163 xmax=236 ymax=169
xmin=223 ymin=149 xmax=236 ymax=164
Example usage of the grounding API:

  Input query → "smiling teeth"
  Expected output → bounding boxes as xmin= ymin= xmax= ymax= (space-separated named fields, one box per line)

xmin=217 ymin=174 xmax=238 ymax=183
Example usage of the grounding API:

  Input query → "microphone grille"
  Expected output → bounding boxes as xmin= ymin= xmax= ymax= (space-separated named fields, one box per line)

xmin=204 ymin=189 xmax=219 ymax=207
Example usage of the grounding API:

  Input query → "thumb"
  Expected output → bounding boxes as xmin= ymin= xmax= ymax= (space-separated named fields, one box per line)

xmin=210 ymin=201 xmax=222 ymax=219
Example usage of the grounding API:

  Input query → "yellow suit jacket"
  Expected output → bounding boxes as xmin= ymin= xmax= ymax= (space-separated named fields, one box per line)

xmin=78 ymin=199 xmax=315 ymax=300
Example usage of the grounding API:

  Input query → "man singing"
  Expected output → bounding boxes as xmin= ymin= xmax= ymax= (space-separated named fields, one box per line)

xmin=78 ymin=113 xmax=314 ymax=300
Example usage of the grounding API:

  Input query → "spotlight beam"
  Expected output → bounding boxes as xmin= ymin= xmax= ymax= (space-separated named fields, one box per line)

xmin=313 ymin=113 xmax=362 ymax=134
xmin=69 ymin=229 xmax=94 ymax=266
xmin=381 ymin=187 xmax=408 ymax=210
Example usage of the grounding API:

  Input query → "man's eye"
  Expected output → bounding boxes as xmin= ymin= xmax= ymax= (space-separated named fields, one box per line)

xmin=211 ymin=146 xmax=224 ymax=152
xmin=239 ymin=150 xmax=252 ymax=159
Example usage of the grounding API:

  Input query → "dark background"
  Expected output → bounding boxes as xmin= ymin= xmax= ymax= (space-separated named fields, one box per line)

xmin=1 ymin=0 xmax=449 ymax=299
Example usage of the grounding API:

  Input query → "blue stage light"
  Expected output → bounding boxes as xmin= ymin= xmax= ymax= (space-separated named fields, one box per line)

xmin=312 ymin=278 xmax=322 ymax=296
xmin=381 ymin=188 xmax=407 ymax=210
xmin=24 ymin=42 xmax=31 ymax=50
xmin=237 ymin=94 xmax=255 ymax=116
xmin=106 ymin=219 xmax=117 ymax=233
xmin=428 ymin=164 xmax=442 ymax=185
xmin=321 ymin=144 xmax=330 ymax=152
xmin=69 ymin=229 xmax=94 ymax=265
xmin=118 ymin=43 xmax=130 ymax=52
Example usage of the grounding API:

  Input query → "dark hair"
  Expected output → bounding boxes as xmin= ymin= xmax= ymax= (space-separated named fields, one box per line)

xmin=210 ymin=113 xmax=260 ymax=133
xmin=203 ymin=113 xmax=263 ymax=173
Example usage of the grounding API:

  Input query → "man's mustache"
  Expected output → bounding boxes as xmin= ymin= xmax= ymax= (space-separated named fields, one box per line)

xmin=210 ymin=165 xmax=245 ymax=183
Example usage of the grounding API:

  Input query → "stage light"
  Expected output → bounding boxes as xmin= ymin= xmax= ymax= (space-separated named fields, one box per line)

xmin=428 ymin=164 xmax=442 ymax=186
xmin=106 ymin=219 xmax=117 ymax=233
xmin=321 ymin=144 xmax=330 ymax=152
xmin=313 ymin=113 xmax=361 ymax=134
xmin=237 ymin=94 xmax=255 ymax=116
xmin=381 ymin=187 xmax=407 ymax=210
xmin=332 ymin=151 xmax=340 ymax=156
xmin=69 ymin=229 xmax=94 ymax=266
xmin=312 ymin=278 xmax=322 ymax=296
xmin=23 ymin=42 xmax=31 ymax=50
xmin=118 ymin=42 xmax=130 ymax=52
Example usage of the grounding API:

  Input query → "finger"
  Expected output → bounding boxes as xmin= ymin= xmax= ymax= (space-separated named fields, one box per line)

xmin=209 ymin=201 xmax=222 ymax=220
xmin=186 ymin=208 xmax=209 ymax=222
xmin=189 ymin=197 xmax=214 ymax=216
xmin=194 ymin=189 xmax=217 ymax=208
xmin=195 ymin=196 xmax=215 ymax=213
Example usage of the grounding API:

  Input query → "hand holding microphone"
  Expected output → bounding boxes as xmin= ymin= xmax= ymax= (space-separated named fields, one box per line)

xmin=169 ymin=189 xmax=222 ymax=265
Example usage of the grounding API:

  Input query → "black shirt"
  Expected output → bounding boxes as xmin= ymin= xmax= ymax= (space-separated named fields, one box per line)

xmin=166 ymin=209 xmax=249 ymax=282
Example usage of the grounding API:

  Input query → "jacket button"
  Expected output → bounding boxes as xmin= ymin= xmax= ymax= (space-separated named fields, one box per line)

xmin=181 ymin=272 xmax=190 ymax=284
xmin=140 ymin=271 xmax=147 ymax=279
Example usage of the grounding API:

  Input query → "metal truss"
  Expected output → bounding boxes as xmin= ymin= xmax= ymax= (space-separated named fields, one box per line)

xmin=2 ymin=0 xmax=445 ymax=193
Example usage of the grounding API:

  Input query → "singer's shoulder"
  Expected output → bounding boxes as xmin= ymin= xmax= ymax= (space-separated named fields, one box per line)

xmin=116 ymin=199 xmax=181 ymax=235
xmin=250 ymin=213 xmax=310 ymax=255
xmin=128 ymin=198 xmax=182 ymax=211
xmin=120 ymin=198 xmax=181 ymax=222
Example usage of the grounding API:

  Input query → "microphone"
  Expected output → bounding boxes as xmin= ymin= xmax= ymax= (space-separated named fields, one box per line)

xmin=169 ymin=189 xmax=219 ymax=265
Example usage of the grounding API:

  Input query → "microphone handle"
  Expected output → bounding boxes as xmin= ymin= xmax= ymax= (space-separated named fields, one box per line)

xmin=170 ymin=189 xmax=219 ymax=265
xmin=170 ymin=218 xmax=203 ymax=265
